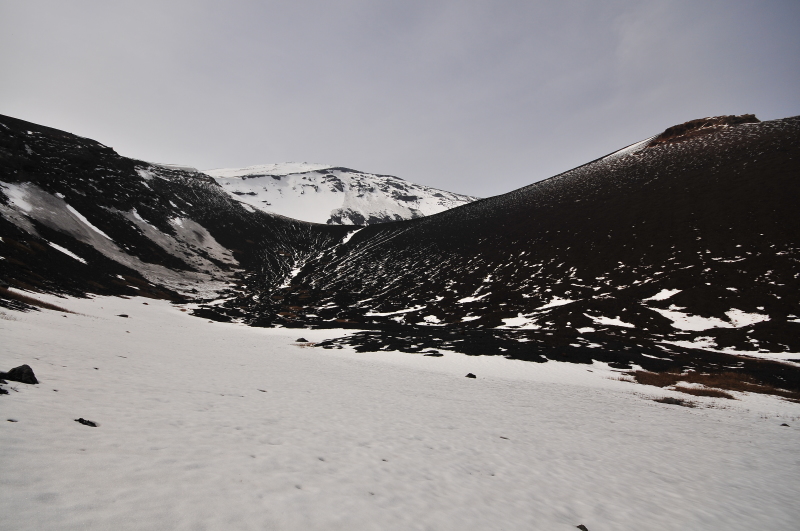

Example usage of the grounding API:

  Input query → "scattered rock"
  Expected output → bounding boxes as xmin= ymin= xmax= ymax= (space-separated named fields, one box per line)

xmin=465 ymin=373 xmax=476 ymax=379
xmin=781 ymin=423 xmax=790 ymax=427
xmin=117 ymin=314 xmax=129 ymax=318
xmin=654 ymin=396 xmax=696 ymax=408
xmin=74 ymin=418 xmax=97 ymax=427
xmin=296 ymin=338 xmax=308 ymax=343
xmin=0 ymin=364 xmax=39 ymax=384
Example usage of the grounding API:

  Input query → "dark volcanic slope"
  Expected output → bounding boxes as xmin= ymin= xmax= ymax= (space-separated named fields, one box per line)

xmin=0 ymin=114 xmax=349 ymax=308
xmin=209 ymin=115 xmax=800 ymax=388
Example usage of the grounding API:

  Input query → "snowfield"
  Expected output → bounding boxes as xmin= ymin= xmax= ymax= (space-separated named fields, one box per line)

xmin=203 ymin=163 xmax=477 ymax=225
xmin=1 ymin=295 xmax=799 ymax=531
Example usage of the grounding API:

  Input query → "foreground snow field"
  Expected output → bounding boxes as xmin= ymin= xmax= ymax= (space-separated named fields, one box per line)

xmin=1 ymin=295 xmax=799 ymax=531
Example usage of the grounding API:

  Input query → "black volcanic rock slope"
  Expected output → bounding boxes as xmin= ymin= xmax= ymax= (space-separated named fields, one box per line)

xmin=0 ymin=114 xmax=350 ymax=309
xmin=207 ymin=115 xmax=800 ymax=391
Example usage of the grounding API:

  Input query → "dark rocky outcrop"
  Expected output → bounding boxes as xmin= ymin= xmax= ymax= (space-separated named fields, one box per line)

xmin=649 ymin=114 xmax=760 ymax=146
xmin=0 ymin=364 xmax=39 ymax=384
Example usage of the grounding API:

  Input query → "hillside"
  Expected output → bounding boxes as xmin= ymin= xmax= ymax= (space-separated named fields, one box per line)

xmin=203 ymin=114 xmax=800 ymax=392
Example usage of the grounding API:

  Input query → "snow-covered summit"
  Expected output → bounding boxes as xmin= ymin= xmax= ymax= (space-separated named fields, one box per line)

xmin=205 ymin=162 xmax=333 ymax=178
xmin=203 ymin=164 xmax=478 ymax=225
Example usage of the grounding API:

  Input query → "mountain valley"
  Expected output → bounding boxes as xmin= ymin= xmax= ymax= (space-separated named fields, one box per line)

xmin=2 ymin=112 xmax=799 ymax=396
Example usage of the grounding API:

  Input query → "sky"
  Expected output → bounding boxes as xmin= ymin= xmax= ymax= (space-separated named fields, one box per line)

xmin=2 ymin=1 xmax=799 ymax=197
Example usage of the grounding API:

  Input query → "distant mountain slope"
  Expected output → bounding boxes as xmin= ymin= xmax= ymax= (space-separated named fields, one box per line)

xmin=0 ymin=114 xmax=349 ymax=304
xmin=204 ymin=163 xmax=478 ymax=225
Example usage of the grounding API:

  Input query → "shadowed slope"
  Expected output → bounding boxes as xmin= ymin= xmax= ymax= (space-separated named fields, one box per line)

xmin=0 ymin=114 xmax=350 ymax=306
xmin=214 ymin=116 xmax=800 ymax=391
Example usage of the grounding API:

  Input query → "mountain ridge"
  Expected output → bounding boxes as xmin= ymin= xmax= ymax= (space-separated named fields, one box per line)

xmin=204 ymin=163 xmax=478 ymax=225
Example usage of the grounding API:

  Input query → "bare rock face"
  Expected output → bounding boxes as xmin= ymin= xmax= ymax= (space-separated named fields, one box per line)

xmin=0 ymin=364 xmax=39 ymax=384
xmin=649 ymin=114 xmax=760 ymax=146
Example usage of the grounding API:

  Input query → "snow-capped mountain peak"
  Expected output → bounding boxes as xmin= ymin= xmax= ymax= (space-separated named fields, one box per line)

xmin=203 ymin=164 xmax=478 ymax=225
xmin=205 ymin=162 xmax=333 ymax=178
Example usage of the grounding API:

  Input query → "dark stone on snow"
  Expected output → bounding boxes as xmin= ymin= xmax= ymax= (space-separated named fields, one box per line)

xmin=654 ymin=396 xmax=695 ymax=408
xmin=296 ymin=338 xmax=308 ymax=343
xmin=424 ymin=352 xmax=443 ymax=357
xmin=577 ymin=526 xmax=590 ymax=531
xmin=191 ymin=308 xmax=232 ymax=322
xmin=7 ymin=418 xmax=18 ymax=422
xmin=0 ymin=364 xmax=39 ymax=384
xmin=781 ymin=423 xmax=790 ymax=427
xmin=465 ymin=373 xmax=476 ymax=378
xmin=0 ymin=388 xmax=8 ymax=395
xmin=75 ymin=418 xmax=97 ymax=427
xmin=117 ymin=314 xmax=129 ymax=318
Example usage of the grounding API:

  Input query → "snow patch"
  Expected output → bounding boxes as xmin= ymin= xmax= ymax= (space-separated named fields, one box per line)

xmin=497 ymin=314 xmax=541 ymax=329
xmin=643 ymin=289 xmax=681 ymax=302
xmin=47 ymin=242 xmax=87 ymax=264
xmin=533 ymin=296 xmax=575 ymax=311
xmin=725 ymin=309 xmax=770 ymax=328
xmin=365 ymin=305 xmax=427 ymax=317
xmin=458 ymin=293 xmax=489 ymax=304
xmin=584 ymin=314 xmax=635 ymax=328
xmin=341 ymin=228 xmax=362 ymax=245
xmin=651 ymin=308 xmax=732 ymax=331
xmin=64 ymin=204 xmax=113 ymax=241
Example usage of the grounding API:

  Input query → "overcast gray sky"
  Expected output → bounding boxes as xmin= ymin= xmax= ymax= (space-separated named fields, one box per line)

xmin=2 ymin=1 xmax=798 ymax=197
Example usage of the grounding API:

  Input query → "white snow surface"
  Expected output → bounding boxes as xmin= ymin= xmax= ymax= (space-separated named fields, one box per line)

xmin=651 ymin=308 xmax=733 ymax=331
xmin=584 ymin=314 xmax=636 ymax=328
xmin=725 ymin=309 xmax=770 ymax=328
xmin=46 ymin=242 xmax=87 ymax=264
xmin=652 ymin=307 xmax=770 ymax=331
xmin=534 ymin=296 xmax=576 ymax=310
xmin=643 ymin=289 xmax=682 ymax=302
xmin=497 ymin=313 xmax=541 ymax=329
xmin=1 ymin=295 xmax=799 ymax=531
xmin=203 ymin=164 xmax=477 ymax=225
